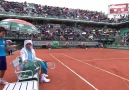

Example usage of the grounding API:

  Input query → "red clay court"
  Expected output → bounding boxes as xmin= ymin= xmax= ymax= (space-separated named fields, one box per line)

xmin=1 ymin=48 xmax=129 ymax=90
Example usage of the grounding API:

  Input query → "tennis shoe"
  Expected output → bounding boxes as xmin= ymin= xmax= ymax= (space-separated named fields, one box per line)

xmin=0 ymin=80 xmax=8 ymax=85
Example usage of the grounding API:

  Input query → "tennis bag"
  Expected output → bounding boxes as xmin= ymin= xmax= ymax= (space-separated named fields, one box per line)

xmin=21 ymin=60 xmax=41 ymax=78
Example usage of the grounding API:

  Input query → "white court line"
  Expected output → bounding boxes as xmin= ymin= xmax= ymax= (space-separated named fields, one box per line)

xmin=83 ymin=57 xmax=129 ymax=61
xmin=49 ymin=53 xmax=98 ymax=90
xmin=61 ymin=53 xmax=129 ymax=82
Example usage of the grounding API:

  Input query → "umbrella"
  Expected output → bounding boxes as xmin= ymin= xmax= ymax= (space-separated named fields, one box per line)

xmin=0 ymin=19 xmax=40 ymax=34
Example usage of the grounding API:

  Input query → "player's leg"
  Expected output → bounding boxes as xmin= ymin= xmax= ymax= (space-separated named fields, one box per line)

xmin=40 ymin=61 xmax=50 ymax=83
xmin=0 ymin=56 xmax=8 ymax=84
xmin=9 ymin=50 xmax=11 ymax=55
xmin=0 ymin=70 xmax=5 ymax=79
xmin=10 ymin=50 xmax=13 ymax=55
xmin=40 ymin=61 xmax=48 ymax=76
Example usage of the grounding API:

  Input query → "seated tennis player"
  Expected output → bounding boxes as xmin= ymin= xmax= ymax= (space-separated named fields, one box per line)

xmin=20 ymin=40 xmax=50 ymax=83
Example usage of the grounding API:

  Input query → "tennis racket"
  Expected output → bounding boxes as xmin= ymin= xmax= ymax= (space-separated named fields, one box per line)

xmin=44 ymin=61 xmax=55 ymax=69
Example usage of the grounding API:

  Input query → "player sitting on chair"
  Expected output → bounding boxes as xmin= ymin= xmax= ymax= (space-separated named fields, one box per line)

xmin=20 ymin=40 xmax=50 ymax=83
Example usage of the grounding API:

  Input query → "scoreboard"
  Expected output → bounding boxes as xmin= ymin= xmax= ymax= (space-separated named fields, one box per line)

xmin=108 ymin=3 xmax=129 ymax=15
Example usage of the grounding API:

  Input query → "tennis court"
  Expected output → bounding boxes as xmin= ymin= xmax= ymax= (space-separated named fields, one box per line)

xmin=1 ymin=48 xmax=129 ymax=90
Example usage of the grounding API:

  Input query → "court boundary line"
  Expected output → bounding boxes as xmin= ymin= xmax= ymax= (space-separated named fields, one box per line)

xmin=82 ymin=57 xmax=129 ymax=61
xmin=61 ymin=53 xmax=129 ymax=82
xmin=49 ymin=53 xmax=98 ymax=90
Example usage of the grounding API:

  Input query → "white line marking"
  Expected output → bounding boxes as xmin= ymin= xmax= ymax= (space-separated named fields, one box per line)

xmin=61 ymin=53 xmax=129 ymax=82
xmin=83 ymin=57 xmax=129 ymax=61
xmin=49 ymin=53 xmax=98 ymax=90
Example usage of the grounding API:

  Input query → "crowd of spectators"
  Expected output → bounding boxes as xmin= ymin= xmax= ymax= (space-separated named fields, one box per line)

xmin=0 ymin=0 xmax=129 ymax=23
xmin=0 ymin=0 xmax=128 ymax=42
xmin=4 ymin=23 xmax=120 ymax=41
xmin=5 ymin=30 xmax=40 ymax=39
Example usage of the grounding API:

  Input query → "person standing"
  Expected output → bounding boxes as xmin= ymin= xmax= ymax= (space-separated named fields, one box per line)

xmin=0 ymin=27 xmax=17 ymax=84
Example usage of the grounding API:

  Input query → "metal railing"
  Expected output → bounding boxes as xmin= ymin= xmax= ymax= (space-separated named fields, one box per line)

xmin=0 ymin=11 xmax=128 ymax=25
